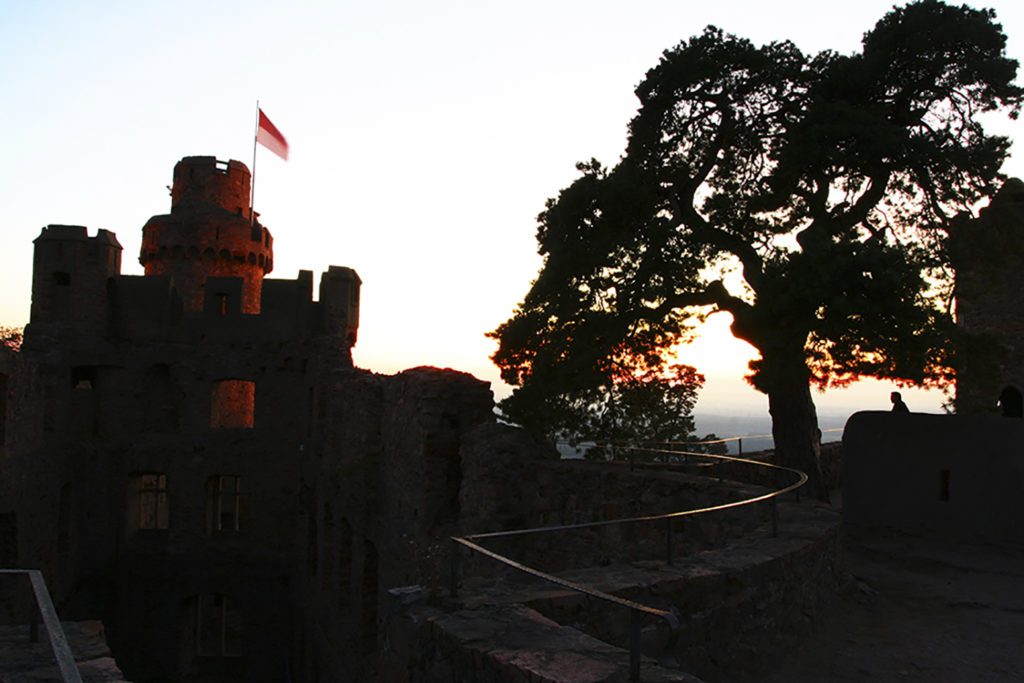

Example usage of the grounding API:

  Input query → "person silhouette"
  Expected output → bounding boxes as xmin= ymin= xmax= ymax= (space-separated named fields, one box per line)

xmin=890 ymin=391 xmax=909 ymax=413
xmin=998 ymin=386 xmax=1023 ymax=417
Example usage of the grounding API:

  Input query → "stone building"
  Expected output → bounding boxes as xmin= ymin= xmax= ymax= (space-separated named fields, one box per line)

xmin=953 ymin=177 xmax=1024 ymax=415
xmin=0 ymin=156 xmax=515 ymax=682
xmin=0 ymin=155 xmax=852 ymax=683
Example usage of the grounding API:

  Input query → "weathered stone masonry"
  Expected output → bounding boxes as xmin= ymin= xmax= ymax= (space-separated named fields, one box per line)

xmin=0 ymin=156 xmax=471 ymax=683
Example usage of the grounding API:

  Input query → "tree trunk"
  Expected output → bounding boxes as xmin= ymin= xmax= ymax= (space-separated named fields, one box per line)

xmin=766 ymin=371 xmax=830 ymax=502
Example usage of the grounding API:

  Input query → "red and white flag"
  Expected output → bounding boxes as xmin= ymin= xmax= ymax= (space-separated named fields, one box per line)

xmin=256 ymin=109 xmax=289 ymax=160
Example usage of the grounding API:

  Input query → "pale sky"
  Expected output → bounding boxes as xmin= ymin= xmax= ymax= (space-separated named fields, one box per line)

xmin=2 ymin=1 xmax=1022 ymax=419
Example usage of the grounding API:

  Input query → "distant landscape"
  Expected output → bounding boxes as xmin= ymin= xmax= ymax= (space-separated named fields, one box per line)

xmin=555 ymin=412 xmax=855 ymax=459
xmin=694 ymin=412 xmax=851 ymax=454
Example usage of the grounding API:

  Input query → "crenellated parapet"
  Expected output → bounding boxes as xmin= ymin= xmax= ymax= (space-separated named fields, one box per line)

xmin=26 ymin=156 xmax=359 ymax=355
xmin=140 ymin=157 xmax=273 ymax=314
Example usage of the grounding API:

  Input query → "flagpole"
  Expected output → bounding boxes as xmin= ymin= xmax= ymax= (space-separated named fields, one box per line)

xmin=250 ymin=100 xmax=259 ymax=227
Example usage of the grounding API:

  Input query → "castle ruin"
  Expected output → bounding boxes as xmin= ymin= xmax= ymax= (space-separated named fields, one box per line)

xmin=0 ymin=156 xmax=514 ymax=681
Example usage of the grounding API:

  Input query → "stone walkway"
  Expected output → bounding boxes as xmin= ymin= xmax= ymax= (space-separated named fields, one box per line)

xmin=741 ymin=530 xmax=1024 ymax=682
xmin=0 ymin=621 xmax=128 ymax=682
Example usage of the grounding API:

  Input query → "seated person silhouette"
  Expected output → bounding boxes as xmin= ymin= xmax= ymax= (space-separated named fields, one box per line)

xmin=890 ymin=391 xmax=909 ymax=413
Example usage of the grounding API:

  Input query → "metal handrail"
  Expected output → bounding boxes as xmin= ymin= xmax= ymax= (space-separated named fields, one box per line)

xmin=0 ymin=569 xmax=83 ymax=682
xmin=620 ymin=426 xmax=844 ymax=448
xmin=561 ymin=427 xmax=843 ymax=457
xmin=450 ymin=448 xmax=807 ymax=681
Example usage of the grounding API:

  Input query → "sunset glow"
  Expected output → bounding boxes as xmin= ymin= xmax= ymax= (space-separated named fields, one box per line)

xmin=2 ymin=1 xmax=1021 ymax=419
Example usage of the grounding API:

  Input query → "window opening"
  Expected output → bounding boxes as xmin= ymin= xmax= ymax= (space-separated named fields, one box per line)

xmin=71 ymin=366 xmax=96 ymax=390
xmin=208 ymin=475 xmax=242 ymax=532
xmin=210 ymin=380 xmax=255 ymax=429
xmin=139 ymin=473 xmax=169 ymax=530
xmin=195 ymin=594 xmax=242 ymax=657
xmin=360 ymin=538 xmax=378 ymax=654
xmin=0 ymin=372 xmax=7 ymax=446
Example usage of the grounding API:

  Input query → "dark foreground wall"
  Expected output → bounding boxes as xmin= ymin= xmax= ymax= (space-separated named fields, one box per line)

xmin=843 ymin=411 xmax=1024 ymax=548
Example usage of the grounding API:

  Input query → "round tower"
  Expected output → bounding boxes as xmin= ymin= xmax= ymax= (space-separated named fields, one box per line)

xmin=139 ymin=157 xmax=273 ymax=314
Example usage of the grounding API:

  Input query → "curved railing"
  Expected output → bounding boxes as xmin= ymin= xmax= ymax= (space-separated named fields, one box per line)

xmin=564 ymin=426 xmax=843 ymax=458
xmin=450 ymin=446 xmax=808 ymax=681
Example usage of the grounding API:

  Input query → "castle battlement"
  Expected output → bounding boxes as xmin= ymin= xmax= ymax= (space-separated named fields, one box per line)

xmin=27 ymin=157 xmax=359 ymax=349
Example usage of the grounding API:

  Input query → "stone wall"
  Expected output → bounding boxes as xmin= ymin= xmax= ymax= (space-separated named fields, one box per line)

xmin=290 ymin=366 xmax=497 ymax=682
xmin=953 ymin=177 xmax=1024 ymax=414
xmin=844 ymin=410 xmax=1024 ymax=548
xmin=382 ymin=496 xmax=841 ymax=683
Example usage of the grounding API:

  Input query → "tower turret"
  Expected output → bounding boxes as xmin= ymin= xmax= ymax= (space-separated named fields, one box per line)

xmin=30 ymin=225 xmax=122 ymax=339
xmin=139 ymin=157 xmax=273 ymax=314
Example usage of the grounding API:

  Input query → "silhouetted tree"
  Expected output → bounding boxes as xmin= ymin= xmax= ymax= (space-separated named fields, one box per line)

xmin=499 ymin=357 xmax=724 ymax=460
xmin=0 ymin=327 xmax=23 ymax=352
xmin=491 ymin=1 xmax=1021 ymax=499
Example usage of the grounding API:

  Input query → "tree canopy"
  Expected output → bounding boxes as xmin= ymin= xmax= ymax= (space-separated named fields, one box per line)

xmin=500 ymin=357 xmax=726 ymax=460
xmin=491 ymin=0 xmax=1022 ymax=498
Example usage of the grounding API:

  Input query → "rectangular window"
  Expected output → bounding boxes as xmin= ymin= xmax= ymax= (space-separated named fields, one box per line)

xmin=139 ymin=473 xmax=169 ymax=530
xmin=196 ymin=594 xmax=242 ymax=657
xmin=210 ymin=380 xmax=255 ymax=429
xmin=208 ymin=475 xmax=243 ymax=532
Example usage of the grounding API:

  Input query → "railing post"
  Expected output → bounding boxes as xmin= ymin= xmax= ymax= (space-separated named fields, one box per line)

xmin=450 ymin=539 xmax=462 ymax=599
xmin=770 ymin=497 xmax=778 ymax=538
xmin=665 ymin=517 xmax=673 ymax=567
xmin=630 ymin=609 xmax=641 ymax=682
xmin=738 ymin=438 xmax=743 ymax=456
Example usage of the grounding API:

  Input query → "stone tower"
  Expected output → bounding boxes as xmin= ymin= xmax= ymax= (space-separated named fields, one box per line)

xmin=30 ymin=225 xmax=122 ymax=339
xmin=953 ymin=177 xmax=1024 ymax=414
xmin=139 ymin=156 xmax=273 ymax=314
